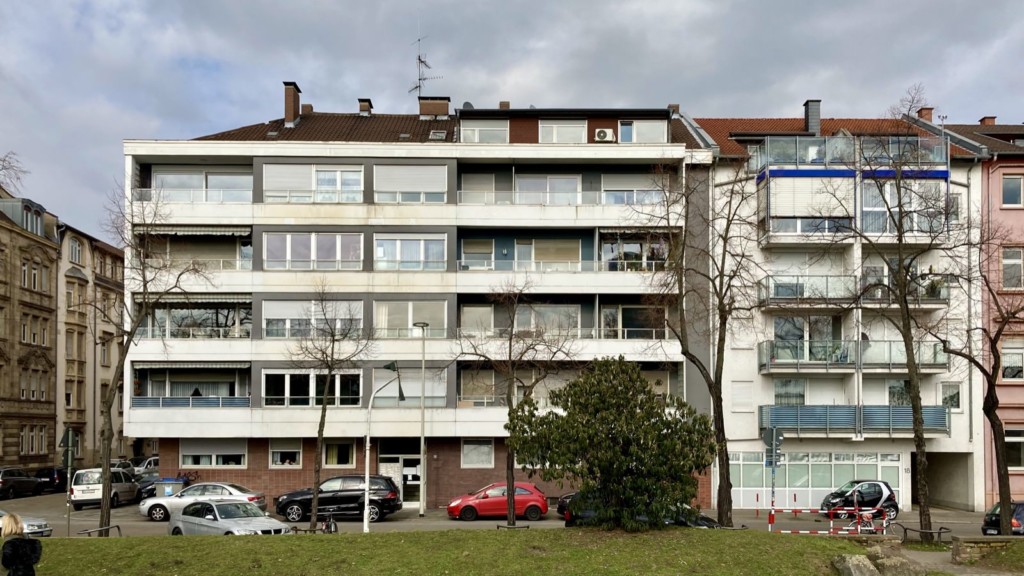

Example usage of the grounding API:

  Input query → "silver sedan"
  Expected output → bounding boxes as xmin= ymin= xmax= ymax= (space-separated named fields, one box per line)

xmin=0 ymin=509 xmax=52 ymax=537
xmin=138 ymin=482 xmax=266 ymax=521
xmin=168 ymin=500 xmax=291 ymax=536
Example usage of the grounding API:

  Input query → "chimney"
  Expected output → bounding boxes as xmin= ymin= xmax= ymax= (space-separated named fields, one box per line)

xmin=803 ymin=99 xmax=821 ymax=136
xmin=979 ymin=116 xmax=997 ymax=126
xmin=667 ymin=103 xmax=680 ymax=116
xmin=358 ymin=98 xmax=373 ymax=116
xmin=418 ymin=96 xmax=450 ymax=118
xmin=301 ymin=103 xmax=313 ymax=114
xmin=283 ymin=82 xmax=301 ymax=127
xmin=499 ymin=101 xmax=510 ymax=110
xmin=916 ymin=107 xmax=934 ymax=122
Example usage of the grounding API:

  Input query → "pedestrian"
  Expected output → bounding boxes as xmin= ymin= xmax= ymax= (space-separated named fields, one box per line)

xmin=1 ymin=512 xmax=42 ymax=576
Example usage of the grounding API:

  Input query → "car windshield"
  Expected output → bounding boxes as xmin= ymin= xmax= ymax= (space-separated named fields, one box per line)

xmin=129 ymin=457 xmax=147 ymax=466
xmin=835 ymin=480 xmax=860 ymax=493
xmin=216 ymin=503 xmax=263 ymax=519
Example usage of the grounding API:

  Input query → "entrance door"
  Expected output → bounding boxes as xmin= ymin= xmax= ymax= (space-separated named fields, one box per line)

xmin=379 ymin=456 xmax=421 ymax=505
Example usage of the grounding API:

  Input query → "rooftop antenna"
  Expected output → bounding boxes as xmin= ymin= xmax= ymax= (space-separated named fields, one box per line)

xmin=409 ymin=34 xmax=442 ymax=96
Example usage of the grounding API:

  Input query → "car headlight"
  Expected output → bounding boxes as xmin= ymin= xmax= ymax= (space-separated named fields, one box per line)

xmin=449 ymin=498 xmax=461 ymax=507
xmin=234 ymin=529 xmax=259 ymax=535
xmin=26 ymin=523 xmax=47 ymax=531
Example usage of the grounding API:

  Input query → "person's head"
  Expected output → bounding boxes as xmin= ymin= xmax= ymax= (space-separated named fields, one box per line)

xmin=1 ymin=512 xmax=24 ymax=537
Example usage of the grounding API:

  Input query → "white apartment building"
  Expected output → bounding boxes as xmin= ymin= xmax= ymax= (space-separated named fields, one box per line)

xmin=688 ymin=101 xmax=986 ymax=512
xmin=122 ymin=83 xmax=713 ymax=508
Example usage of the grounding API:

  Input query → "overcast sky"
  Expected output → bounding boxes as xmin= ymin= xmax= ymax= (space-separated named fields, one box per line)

xmin=1 ymin=0 xmax=1022 ymax=238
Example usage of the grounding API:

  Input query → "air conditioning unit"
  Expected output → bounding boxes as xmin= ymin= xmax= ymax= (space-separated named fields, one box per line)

xmin=594 ymin=128 xmax=616 ymax=143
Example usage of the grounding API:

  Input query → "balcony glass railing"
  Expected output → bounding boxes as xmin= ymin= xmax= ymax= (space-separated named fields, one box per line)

xmin=457 ymin=189 xmax=664 ymax=206
xmin=374 ymin=191 xmax=446 ymax=204
xmin=264 ymin=189 xmax=362 ymax=204
xmin=758 ymin=404 xmax=949 ymax=434
xmin=748 ymin=136 xmax=946 ymax=172
xmin=456 ymin=260 xmax=666 ymax=272
xmin=374 ymin=328 xmax=448 ymax=339
xmin=138 ymin=326 xmax=251 ymax=339
xmin=758 ymin=340 xmax=948 ymax=370
xmin=860 ymin=340 xmax=948 ymax=367
xmin=861 ymin=275 xmax=950 ymax=304
xmin=373 ymin=260 xmax=446 ymax=271
xmin=455 ymin=327 xmax=668 ymax=340
xmin=262 ymin=396 xmax=361 ymax=407
xmin=757 ymin=275 xmax=857 ymax=305
xmin=142 ymin=258 xmax=252 ymax=271
xmin=131 ymin=396 xmax=250 ymax=408
xmin=133 ymin=189 xmax=252 ymax=203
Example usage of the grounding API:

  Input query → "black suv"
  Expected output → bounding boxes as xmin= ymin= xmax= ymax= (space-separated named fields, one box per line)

xmin=982 ymin=501 xmax=1024 ymax=536
xmin=820 ymin=479 xmax=899 ymax=520
xmin=0 ymin=466 xmax=42 ymax=499
xmin=34 ymin=466 xmax=69 ymax=493
xmin=275 ymin=475 xmax=402 ymax=523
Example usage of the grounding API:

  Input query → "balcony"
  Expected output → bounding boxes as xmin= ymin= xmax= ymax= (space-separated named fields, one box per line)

xmin=137 ymin=326 xmax=251 ymax=339
xmin=861 ymin=276 xmax=950 ymax=308
xmin=133 ymin=188 xmax=252 ymax=203
xmin=757 ymin=275 xmax=857 ymax=308
xmin=456 ymin=327 xmax=668 ymax=340
xmin=861 ymin=340 xmax=948 ymax=372
xmin=758 ymin=404 xmax=950 ymax=435
xmin=264 ymin=189 xmax=363 ymax=204
xmin=457 ymin=260 xmax=665 ymax=272
xmin=758 ymin=340 xmax=857 ymax=373
xmin=748 ymin=136 xmax=946 ymax=173
xmin=456 ymin=189 xmax=664 ymax=206
xmin=131 ymin=396 xmax=251 ymax=408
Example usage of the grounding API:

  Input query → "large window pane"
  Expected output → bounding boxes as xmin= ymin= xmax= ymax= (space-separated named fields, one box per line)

xmin=155 ymin=173 xmax=203 ymax=189
xmin=1003 ymin=176 xmax=1022 ymax=206
xmin=291 ymin=234 xmax=311 ymax=269
xmin=265 ymin=235 xmax=287 ymax=269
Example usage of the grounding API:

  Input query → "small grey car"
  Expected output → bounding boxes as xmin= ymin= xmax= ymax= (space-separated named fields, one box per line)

xmin=168 ymin=500 xmax=291 ymax=536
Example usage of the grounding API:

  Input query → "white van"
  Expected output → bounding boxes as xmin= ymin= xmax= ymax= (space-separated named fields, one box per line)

xmin=70 ymin=468 xmax=139 ymax=511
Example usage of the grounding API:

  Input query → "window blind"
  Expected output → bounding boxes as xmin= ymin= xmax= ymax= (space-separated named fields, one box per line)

xmin=374 ymin=165 xmax=447 ymax=192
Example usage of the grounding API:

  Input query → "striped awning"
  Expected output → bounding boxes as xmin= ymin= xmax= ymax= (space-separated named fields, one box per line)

xmin=139 ymin=226 xmax=251 ymax=236
xmin=134 ymin=293 xmax=252 ymax=304
xmin=133 ymin=361 xmax=251 ymax=370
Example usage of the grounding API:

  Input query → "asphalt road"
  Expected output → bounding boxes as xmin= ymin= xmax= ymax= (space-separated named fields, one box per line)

xmin=0 ymin=491 xmax=987 ymax=539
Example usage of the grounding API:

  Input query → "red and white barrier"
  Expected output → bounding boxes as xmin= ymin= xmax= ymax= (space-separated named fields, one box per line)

xmin=767 ymin=506 xmax=886 ymax=535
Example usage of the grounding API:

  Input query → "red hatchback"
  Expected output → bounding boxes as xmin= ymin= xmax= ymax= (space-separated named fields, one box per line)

xmin=447 ymin=482 xmax=548 ymax=521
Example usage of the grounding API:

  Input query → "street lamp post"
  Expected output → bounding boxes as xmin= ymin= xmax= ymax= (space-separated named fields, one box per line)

xmin=364 ymin=362 xmax=404 ymax=533
xmin=413 ymin=321 xmax=429 ymax=517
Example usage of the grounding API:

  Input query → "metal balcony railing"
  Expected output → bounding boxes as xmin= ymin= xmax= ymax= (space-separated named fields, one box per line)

xmin=457 ymin=260 xmax=666 ymax=272
xmin=757 ymin=275 xmax=858 ymax=305
xmin=133 ymin=189 xmax=252 ymax=203
xmin=131 ymin=396 xmax=251 ymax=408
xmin=758 ymin=404 xmax=950 ymax=435
xmin=456 ymin=189 xmax=665 ymax=206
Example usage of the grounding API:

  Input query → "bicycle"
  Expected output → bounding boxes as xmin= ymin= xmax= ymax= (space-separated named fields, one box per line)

xmin=319 ymin=512 xmax=338 ymax=534
xmin=845 ymin=511 xmax=890 ymax=535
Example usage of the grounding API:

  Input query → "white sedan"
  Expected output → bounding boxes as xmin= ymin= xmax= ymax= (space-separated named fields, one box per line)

xmin=168 ymin=500 xmax=291 ymax=536
xmin=138 ymin=482 xmax=266 ymax=522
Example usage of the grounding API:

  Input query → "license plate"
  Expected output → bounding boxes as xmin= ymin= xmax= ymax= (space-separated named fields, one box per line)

xmin=984 ymin=529 xmax=998 ymax=535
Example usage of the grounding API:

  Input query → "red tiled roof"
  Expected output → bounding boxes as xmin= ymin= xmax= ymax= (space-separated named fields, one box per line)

xmin=195 ymin=112 xmax=458 ymax=143
xmin=944 ymin=124 xmax=1024 ymax=156
xmin=692 ymin=118 xmax=974 ymax=158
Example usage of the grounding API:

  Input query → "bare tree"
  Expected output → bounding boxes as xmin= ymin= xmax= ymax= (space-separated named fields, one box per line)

xmin=0 ymin=151 xmax=28 ymax=192
xmin=286 ymin=277 xmax=374 ymax=530
xmin=639 ymin=163 xmax=761 ymax=527
xmin=91 ymin=188 xmax=209 ymax=533
xmin=455 ymin=277 xmax=578 ymax=526
xmin=928 ymin=220 xmax=1024 ymax=536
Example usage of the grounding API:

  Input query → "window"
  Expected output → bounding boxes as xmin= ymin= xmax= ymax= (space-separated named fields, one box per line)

xmin=462 ymin=439 xmax=494 ymax=468
xmin=263 ymin=371 xmax=361 ymax=407
xmin=20 ymin=316 xmax=27 ymax=343
xmin=100 ymin=333 xmax=112 ymax=366
xmin=862 ymin=183 xmax=891 ymax=233
xmin=460 ymin=120 xmax=508 ymax=143
xmin=374 ymin=301 xmax=445 ymax=338
xmin=459 ymin=305 xmax=493 ymax=337
xmin=1008 ymin=430 xmax=1024 ymax=468
xmin=459 ymin=173 xmax=496 ymax=203
xmin=618 ymin=120 xmax=667 ymax=143
xmin=460 ymin=239 xmax=494 ymax=270
xmin=941 ymin=382 xmax=961 ymax=411
xmin=515 ymin=175 xmax=581 ymax=205
xmin=515 ymin=305 xmax=580 ymax=336
xmin=153 ymin=171 xmax=252 ymax=203
xmin=69 ymin=238 xmax=82 ymax=264
xmin=323 ymin=440 xmax=355 ymax=468
xmin=601 ymin=174 xmax=667 ymax=205
xmin=315 ymin=167 xmax=363 ymax=203
xmin=374 ymin=165 xmax=447 ymax=203
xmin=514 ymin=238 xmax=581 ymax=271
xmin=1002 ymin=344 xmax=1024 ymax=379
xmin=264 ymin=233 xmax=362 ymax=270
xmin=371 ymin=367 xmax=446 ymax=407
xmin=1003 ymin=176 xmax=1023 ymax=207
xmin=773 ymin=379 xmax=806 ymax=406
xmin=263 ymin=300 xmax=362 ymax=339
xmin=19 ymin=426 xmax=26 ymax=454
xmin=19 ymin=371 xmax=27 ymax=399
xmin=179 ymin=438 xmax=247 ymax=467
xmin=1004 ymin=248 xmax=1023 ymax=289
xmin=539 ymin=120 xmax=586 ymax=143
xmin=20 ymin=262 xmax=27 ymax=287
xmin=600 ymin=305 xmax=666 ymax=339
xmin=601 ymin=235 xmax=667 ymax=271
xmin=270 ymin=439 xmax=302 ymax=467
xmin=374 ymin=234 xmax=446 ymax=271
xmin=887 ymin=380 xmax=912 ymax=406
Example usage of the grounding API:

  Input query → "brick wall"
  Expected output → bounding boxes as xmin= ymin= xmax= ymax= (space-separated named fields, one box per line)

xmin=952 ymin=536 xmax=1016 ymax=564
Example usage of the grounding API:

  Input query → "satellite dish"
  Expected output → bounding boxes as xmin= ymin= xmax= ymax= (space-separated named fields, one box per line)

xmin=462 ymin=101 xmax=474 ymax=110
xmin=529 ymin=105 xmax=536 ymax=109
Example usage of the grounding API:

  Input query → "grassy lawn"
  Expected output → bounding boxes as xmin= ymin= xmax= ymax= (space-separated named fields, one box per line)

xmin=36 ymin=529 xmax=864 ymax=576
xmin=976 ymin=540 xmax=1024 ymax=572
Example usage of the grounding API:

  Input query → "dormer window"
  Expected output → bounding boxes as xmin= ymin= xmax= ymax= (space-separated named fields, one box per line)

xmin=429 ymin=130 xmax=447 ymax=141
xmin=618 ymin=120 xmax=667 ymax=143
xmin=540 ymin=120 xmax=586 ymax=143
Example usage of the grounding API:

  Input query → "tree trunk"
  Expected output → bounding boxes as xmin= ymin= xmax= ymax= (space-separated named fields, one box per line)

xmin=982 ymin=376 xmax=1014 ymax=535
xmin=900 ymin=320 xmax=933 ymax=541
xmin=505 ymin=380 xmax=517 ymax=526
xmin=309 ymin=379 xmax=331 ymax=531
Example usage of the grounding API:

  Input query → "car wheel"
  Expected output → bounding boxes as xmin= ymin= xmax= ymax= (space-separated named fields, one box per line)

xmin=367 ymin=503 xmax=382 ymax=523
xmin=525 ymin=506 xmax=543 ymax=522
xmin=72 ymin=503 xmax=83 ymax=511
xmin=149 ymin=505 xmax=169 ymax=522
xmin=459 ymin=506 xmax=478 ymax=521
xmin=111 ymin=494 xmax=120 ymax=508
xmin=283 ymin=503 xmax=306 ymax=522
xmin=224 ymin=532 xmax=233 ymax=536
xmin=884 ymin=506 xmax=898 ymax=521
xmin=171 ymin=527 xmax=183 ymax=536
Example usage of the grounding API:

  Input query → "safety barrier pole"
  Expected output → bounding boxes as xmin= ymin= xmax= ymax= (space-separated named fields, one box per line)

xmin=755 ymin=493 xmax=759 ymax=518
xmin=766 ymin=507 xmax=885 ymax=535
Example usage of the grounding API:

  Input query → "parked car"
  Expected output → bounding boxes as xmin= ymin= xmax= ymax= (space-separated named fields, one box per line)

xmin=109 ymin=460 xmax=136 ymax=474
xmin=820 ymin=480 xmax=899 ymax=520
xmin=563 ymin=493 xmax=725 ymax=529
xmin=275 ymin=475 xmax=402 ymax=523
xmin=169 ymin=499 xmax=291 ymax=536
xmin=981 ymin=501 xmax=1024 ymax=536
xmin=139 ymin=481 xmax=266 ymax=522
xmin=447 ymin=482 xmax=548 ymax=521
xmin=0 ymin=509 xmax=52 ymax=537
xmin=556 ymin=491 xmax=577 ymax=518
xmin=134 ymin=469 xmax=162 ymax=501
xmin=33 ymin=466 xmax=69 ymax=493
xmin=130 ymin=455 xmax=159 ymax=476
xmin=70 ymin=468 xmax=139 ymax=510
xmin=0 ymin=466 xmax=42 ymax=499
